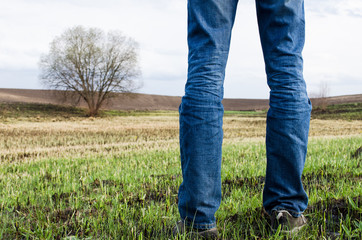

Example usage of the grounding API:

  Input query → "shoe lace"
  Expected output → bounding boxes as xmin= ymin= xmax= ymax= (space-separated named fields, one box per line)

xmin=276 ymin=210 xmax=289 ymax=221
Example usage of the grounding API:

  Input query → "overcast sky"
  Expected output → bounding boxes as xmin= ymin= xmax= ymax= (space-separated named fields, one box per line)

xmin=0 ymin=0 xmax=361 ymax=98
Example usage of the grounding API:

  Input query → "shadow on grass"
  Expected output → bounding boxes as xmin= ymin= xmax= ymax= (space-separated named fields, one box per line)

xmin=0 ymin=102 xmax=87 ymax=119
xmin=311 ymin=102 xmax=362 ymax=120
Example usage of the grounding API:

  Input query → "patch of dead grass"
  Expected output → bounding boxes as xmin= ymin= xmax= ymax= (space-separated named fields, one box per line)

xmin=1 ymin=116 xmax=361 ymax=162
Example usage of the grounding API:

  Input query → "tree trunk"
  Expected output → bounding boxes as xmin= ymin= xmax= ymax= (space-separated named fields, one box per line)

xmin=85 ymin=98 xmax=98 ymax=117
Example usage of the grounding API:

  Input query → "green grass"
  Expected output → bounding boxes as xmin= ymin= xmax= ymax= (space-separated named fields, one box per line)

xmin=0 ymin=136 xmax=361 ymax=239
xmin=0 ymin=102 xmax=361 ymax=239
xmin=311 ymin=102 xmax=362 ymax=120
xmin=224 ymin=110 xmax=267 ymax=117
xmin=100 ymin=109 xmax=179 ymax=117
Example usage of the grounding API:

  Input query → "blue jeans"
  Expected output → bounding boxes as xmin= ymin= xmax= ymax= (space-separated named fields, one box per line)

xmin=178 ymin=0 xmax=312 ymax=230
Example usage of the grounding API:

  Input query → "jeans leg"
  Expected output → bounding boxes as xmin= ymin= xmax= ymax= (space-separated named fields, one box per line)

xmin=178 ymin=0 xmax=238 ymax=229
xmin=255 ymin=0 xmax=312 ymax=217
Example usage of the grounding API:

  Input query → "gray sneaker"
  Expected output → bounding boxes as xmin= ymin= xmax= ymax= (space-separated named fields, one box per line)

xmin=173 ymin=220 xmax=219 ymax=239
xmin=271 ymin=210 xmax=307 ymax=233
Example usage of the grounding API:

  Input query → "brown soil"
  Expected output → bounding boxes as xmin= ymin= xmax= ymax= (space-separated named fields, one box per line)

xmin=0 ymin=88 xmax=361 ymax=111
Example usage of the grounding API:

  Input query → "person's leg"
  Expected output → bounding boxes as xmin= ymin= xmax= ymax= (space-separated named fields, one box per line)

xmin=178 ymin=0 xmax=238 ymax=230
xmin=255 ymin=0 xmax=312 ymax=217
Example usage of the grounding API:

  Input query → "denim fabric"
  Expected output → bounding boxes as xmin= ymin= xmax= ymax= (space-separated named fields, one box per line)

xmin=178 ymin=0 xmax=312 ymax=229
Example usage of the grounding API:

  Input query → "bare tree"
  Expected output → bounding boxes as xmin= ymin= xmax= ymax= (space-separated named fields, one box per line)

xmin=40 ymin=26 xmax=141 ymax=116
xmin=310 ymin=81 xmax=330 ymax=110
xmin=318 ymin=81 xmax=330 ymax=110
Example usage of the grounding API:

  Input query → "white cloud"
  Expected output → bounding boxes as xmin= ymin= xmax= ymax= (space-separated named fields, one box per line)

xmin=304 ymin=0 xmax=362 ymax=96
xmin=0 ymin=0 xmax=361 ymax=98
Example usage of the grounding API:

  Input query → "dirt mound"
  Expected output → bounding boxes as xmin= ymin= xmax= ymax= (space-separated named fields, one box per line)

xmin=0 ymin=88 xmax=361 ymax=111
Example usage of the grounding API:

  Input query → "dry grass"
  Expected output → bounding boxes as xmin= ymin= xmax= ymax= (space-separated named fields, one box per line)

xmin=1 ymin=115 xmax=361 ymax=163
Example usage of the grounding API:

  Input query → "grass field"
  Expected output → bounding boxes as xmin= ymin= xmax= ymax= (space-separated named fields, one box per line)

xmin=0 ymin=102 xmax=361 ymax=239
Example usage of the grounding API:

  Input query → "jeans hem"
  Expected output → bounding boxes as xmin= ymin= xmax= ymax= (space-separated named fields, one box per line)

xmin=182 ymin=218 xmax=217 ymax=230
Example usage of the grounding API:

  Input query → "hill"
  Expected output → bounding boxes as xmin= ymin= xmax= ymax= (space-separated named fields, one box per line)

xmin=0 ymin=88 xmax=361 ymax=111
